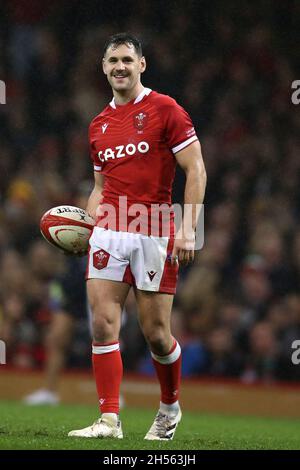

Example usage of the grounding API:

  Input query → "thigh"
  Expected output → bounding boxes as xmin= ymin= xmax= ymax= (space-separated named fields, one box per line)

xmin=135 ymin=288 xmax=174 ymax=332
xmin=87 ymin=278 xmax=130 ymax=322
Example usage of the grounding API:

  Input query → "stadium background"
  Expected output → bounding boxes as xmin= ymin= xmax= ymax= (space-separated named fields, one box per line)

xmin=0 ymin=0 xmax=300 ymax=418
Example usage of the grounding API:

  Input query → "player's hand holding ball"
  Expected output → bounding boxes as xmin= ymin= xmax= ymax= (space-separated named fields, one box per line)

xmin=40 ymin=205 xmax=95 ymax=256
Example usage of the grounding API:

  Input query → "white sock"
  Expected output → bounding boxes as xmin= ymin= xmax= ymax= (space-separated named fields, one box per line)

xmin=159 ymin=401 xmax=180 ymax=416
xmin=102 ymin=413 xmax=118 ymax=424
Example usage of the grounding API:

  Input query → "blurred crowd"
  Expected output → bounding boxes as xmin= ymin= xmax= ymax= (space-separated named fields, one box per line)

xmin=0 ymin=0 xmax=300 ymax=383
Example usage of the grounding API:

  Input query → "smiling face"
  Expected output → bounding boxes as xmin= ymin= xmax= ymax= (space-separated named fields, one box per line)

xmin=102 ymin=43 xmax=146 ymax=94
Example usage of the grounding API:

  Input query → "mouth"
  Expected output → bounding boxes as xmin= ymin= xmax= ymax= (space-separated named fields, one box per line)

xmin=113 ymin=74 xmax=128 ymax=79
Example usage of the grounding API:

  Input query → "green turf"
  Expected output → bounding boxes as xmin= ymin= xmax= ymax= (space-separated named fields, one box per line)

xmin=0 ymin=401 xmax=299 ymax=450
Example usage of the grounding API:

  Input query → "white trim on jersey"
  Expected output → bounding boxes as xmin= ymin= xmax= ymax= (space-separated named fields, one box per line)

xmin=172 ymin=135 xmax=198 ymax=154
xmin=109 ymin=87 xmax=152 ymax=109
xmin=92 ymin=343 xmax=120 ymax=354
xmin=94 ymin=164 xmax=102 ymax=172
xmin=133 ymin=87 xmax=152 ymax=104
xmin=109 ymin=98 xmax=116 ymax=109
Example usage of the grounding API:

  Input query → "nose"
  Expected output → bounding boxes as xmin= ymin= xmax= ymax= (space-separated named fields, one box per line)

xmin=116 ymin=61 xmax=126 ymax=71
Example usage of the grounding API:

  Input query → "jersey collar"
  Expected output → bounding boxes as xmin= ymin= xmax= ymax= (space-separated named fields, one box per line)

xmin=109 ymin=87 xmax=152 ymax=109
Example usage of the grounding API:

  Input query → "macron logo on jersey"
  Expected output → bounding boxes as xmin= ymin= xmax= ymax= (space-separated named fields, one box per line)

xmin=102 ymin=123 xmax=109 ymax=133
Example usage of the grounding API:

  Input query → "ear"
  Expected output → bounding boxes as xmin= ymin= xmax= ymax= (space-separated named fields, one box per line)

xmin=140 ymin=56 xmax=146 ymax=74
xmin=102 ymin=57 xmax=107 ymax=75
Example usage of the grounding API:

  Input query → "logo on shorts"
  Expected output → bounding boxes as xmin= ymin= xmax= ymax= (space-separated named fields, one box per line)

xmin=93 ymin=249 xmax=110 ymax=270
xmin=147 ymin=270 xmax=157 ymax=281
xmin=133 ymin=112 xmax=148 ymax=132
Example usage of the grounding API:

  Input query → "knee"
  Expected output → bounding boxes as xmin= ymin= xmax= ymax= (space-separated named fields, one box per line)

xmin=92 ymin=311 xmax=119 ymax=343
xmin=143 ymin=326 xmax=171 ymax=355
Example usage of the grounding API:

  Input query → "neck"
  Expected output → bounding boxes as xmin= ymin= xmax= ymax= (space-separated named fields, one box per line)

xmin=113 ymin=82 xmax=144 ymax=106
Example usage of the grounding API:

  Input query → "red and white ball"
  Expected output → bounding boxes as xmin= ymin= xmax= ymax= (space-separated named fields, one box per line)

xmin=40 ymin=205 xmax=95 ymax=254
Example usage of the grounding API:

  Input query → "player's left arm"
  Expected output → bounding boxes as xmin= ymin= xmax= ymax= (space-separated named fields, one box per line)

xmin=172 ymin=140 xmax=207 ymax=266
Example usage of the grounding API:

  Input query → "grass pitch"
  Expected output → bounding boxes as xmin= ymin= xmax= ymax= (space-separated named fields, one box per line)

xmin=0 ymin=400 xmax=299 ymax=450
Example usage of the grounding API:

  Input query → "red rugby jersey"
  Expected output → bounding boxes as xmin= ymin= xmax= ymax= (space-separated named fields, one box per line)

xmin=89 ymin=88 xmax=198 ymax=235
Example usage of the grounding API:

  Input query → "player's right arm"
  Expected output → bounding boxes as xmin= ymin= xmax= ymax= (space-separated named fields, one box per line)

xmin=86 ymin=171 xmax=104 ymax=221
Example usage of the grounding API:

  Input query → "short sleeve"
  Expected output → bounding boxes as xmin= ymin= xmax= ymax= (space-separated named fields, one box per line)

xmin=164 ymin=101 xmax=198 ymax=154
xmin=90 ymin=142 xmax=102 ymax=172
xmin=89 ymin=123 xmax=102 ymax=172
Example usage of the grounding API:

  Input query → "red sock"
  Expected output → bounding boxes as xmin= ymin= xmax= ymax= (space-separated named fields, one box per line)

xmin=92 ymin=341 xmax=122 ymax=414
xmin=151 ymin=339 xmax=182 ymax=404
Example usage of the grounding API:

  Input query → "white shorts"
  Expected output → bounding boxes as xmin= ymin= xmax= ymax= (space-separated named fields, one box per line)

xmin=86 ymin=227 xmax=178 ymax=294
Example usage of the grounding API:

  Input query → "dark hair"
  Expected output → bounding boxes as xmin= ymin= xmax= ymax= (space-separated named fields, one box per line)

xmin=103 ymin=33 xmax=143 ymax=57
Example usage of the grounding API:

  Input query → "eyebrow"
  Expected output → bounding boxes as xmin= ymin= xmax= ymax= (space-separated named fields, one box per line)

xmin=107 ymin=56 xmax=134 ymax=61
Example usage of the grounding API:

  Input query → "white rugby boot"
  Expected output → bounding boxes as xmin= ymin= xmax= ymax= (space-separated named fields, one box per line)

xmin=144 ymin=407 xmax=182 ymax=440
xmin=23 ymin=389 xmax=60 ymax=405
xmin=68 ymin=413 xmax=123 ymax=439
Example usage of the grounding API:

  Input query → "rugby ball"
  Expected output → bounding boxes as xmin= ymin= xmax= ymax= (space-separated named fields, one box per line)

xmin=40 ymin=205 xmax=95 ymax=254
